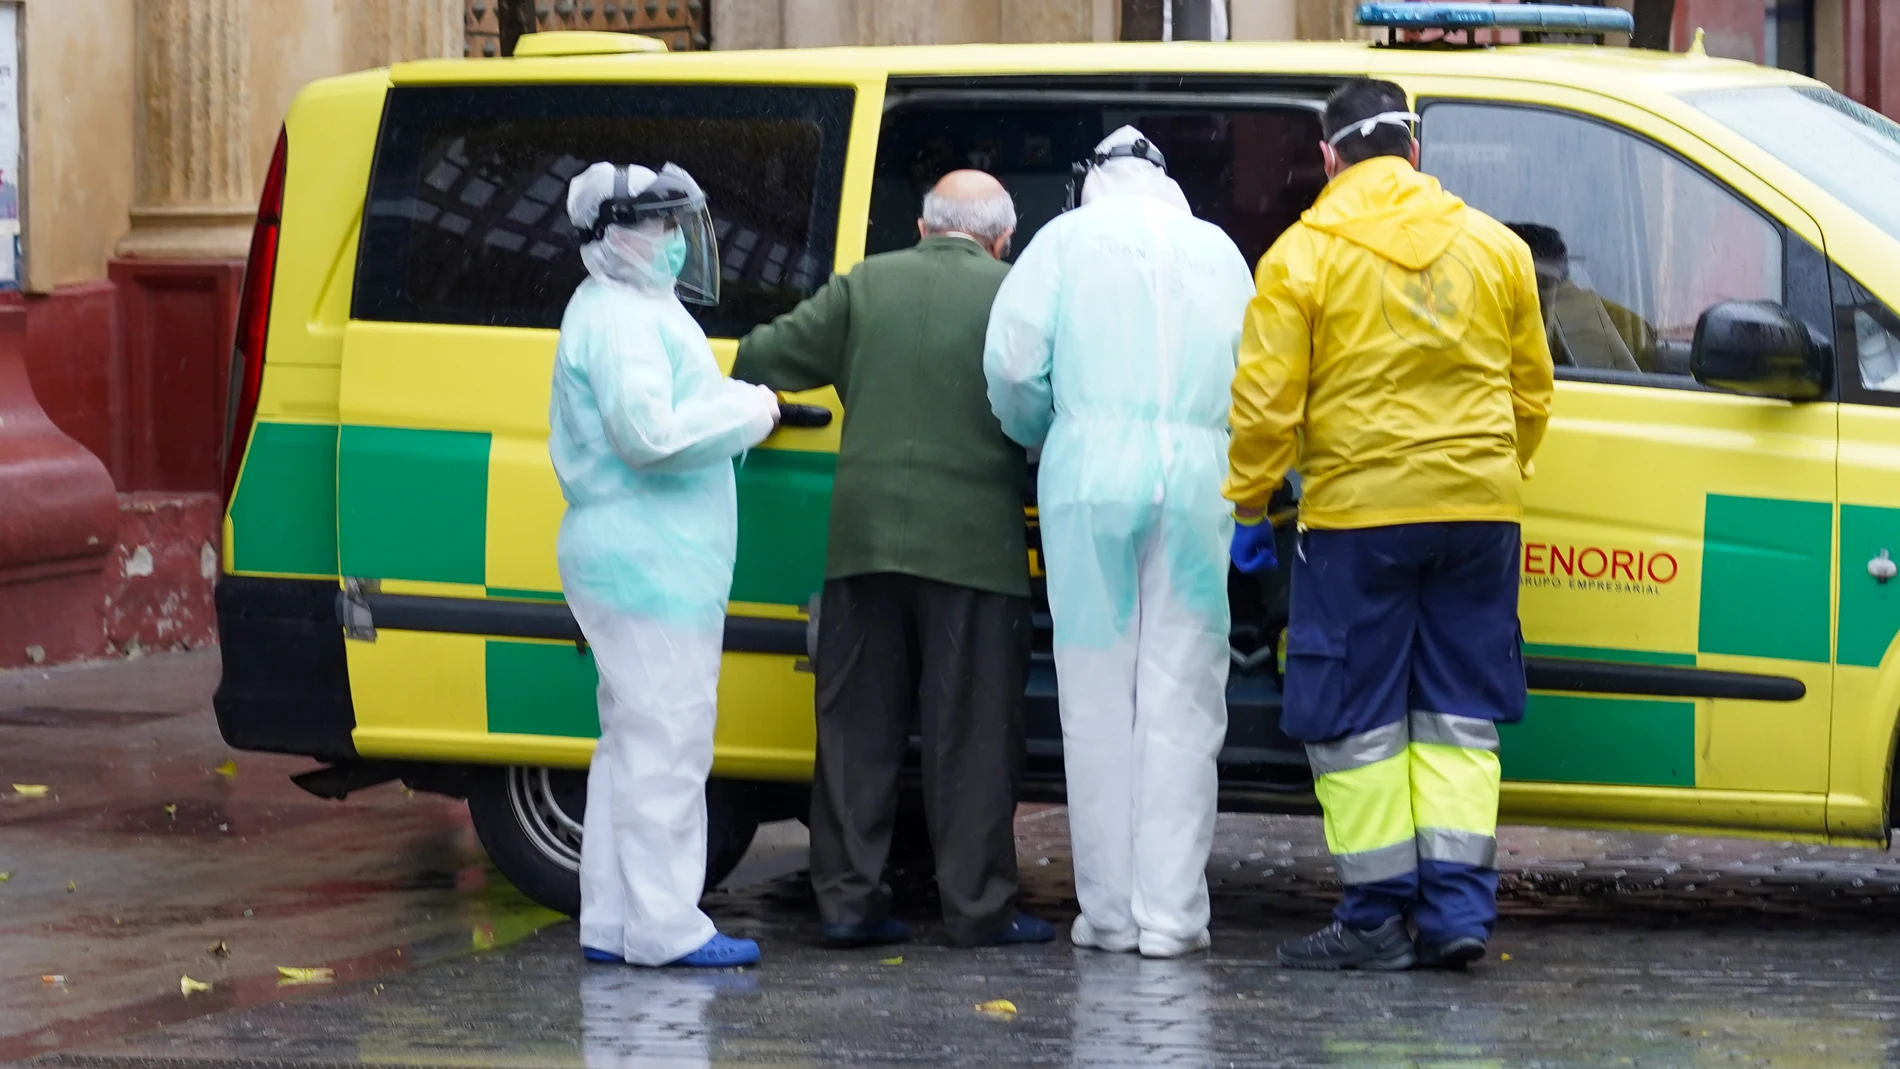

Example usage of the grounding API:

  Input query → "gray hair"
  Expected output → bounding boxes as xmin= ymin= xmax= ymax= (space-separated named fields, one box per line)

xmin=921 ymin=185 xmax=1017 ymax=242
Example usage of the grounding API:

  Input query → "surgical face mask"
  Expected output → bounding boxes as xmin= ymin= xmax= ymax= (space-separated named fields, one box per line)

xmin=1325 ymin=110 xmax=1421 ymax=147
xmin=662 ymin=228 xmax=688 ymax=276
xmin=583 ymin=221 xmax=682 ymax=295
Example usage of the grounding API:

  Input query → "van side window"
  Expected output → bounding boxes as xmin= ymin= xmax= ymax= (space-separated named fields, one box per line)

xmin=1419 ymin=102 xmax=1783 ymax=383
xmin=867 ymin=103 xmax=1325 ymax=270
xmin=354 ymin=84 xmax=854 ymax=338
xmin=1832 ymin=266 xmax=1900 ymax=400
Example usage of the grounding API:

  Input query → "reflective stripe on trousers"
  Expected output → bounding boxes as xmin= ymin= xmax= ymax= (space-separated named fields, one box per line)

xmin=1307 ymin=710 xmax=1501 ymax=884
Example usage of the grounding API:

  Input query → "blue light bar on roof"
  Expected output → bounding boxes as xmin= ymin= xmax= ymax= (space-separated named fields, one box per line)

xmin=1355 ymin=2 xmax=1635 ymax=34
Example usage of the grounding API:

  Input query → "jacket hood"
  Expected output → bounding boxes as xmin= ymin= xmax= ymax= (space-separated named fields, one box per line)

xmin=1302 ymin=156 xmax=1467 ymax=271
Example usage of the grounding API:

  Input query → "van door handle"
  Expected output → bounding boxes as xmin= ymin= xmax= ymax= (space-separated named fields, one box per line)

xmin=778 ymin=403 xmax=833 ymax=428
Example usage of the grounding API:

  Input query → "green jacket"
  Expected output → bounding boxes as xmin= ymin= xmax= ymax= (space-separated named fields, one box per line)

xmin=733 ymin=235 xmax=1029 ymax=598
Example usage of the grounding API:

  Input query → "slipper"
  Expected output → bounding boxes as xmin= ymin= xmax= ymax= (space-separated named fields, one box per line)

xmin=670 ymin=933 xmax=761 ymax=968
xmin=822 ymin=917 xmax=912 ymax=948
xmin=997 ymin=912 xmax=1057 ymax=944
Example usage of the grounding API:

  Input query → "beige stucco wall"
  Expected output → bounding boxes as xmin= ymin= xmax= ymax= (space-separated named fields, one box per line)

xmin=20 ymin=0 xmax=457 ymax=291
xmin=717 ymin=0 xmax=1121 ymax=49
xmin=22 ymin=0 xmax=137 ymax=292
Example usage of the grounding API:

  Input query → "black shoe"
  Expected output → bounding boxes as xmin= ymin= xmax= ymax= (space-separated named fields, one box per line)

xmin=822 ymin=917 xmax=912 ymax=948
xmin=1276 ymin=918 xmax=1416 ymax=971
xmin=1415 ymin=936 xmax=1486 ymax=970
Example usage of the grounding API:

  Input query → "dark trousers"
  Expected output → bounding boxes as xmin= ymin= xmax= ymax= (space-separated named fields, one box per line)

xmin=1283 ymin=522 xmax=1525 ymax=943
xmin=808 ymin=572 xmax=1031 ymax=946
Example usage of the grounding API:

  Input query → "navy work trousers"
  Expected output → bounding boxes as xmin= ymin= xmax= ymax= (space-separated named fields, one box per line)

xmin=1282 ymin=520 xmax=1526 ymax=943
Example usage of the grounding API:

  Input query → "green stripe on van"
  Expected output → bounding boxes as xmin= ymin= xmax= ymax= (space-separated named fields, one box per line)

xmin=1698 ymin=494 xmax=1832 ymax=663
xmin=730 ymin=448 xmax=835 ymax=606
xmin=229 ymin=421 xmax=339 ymax=576
xmin=487 ymin=587 xmax=567 ymax=602
xmin=486 ymin=640 xmax=600 ymax=738
xmin=1838 ymin=504 xmax=1900 ymax=668
xmin=338 ymin=425 xmax=490 ymax=585
xmin=1521 ymin=642 xmax=1696 ymax=667
xmin=1501 ymin=694 xmax=1695 ymax=786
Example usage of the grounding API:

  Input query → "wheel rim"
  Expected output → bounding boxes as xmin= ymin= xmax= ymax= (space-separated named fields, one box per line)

xmin=505 ymin=766 xmax=585 ymax=873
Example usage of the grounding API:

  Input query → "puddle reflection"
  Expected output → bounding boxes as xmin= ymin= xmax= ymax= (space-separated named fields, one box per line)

xmin=1070 ymin=951 xmax=1213 ymax=1067
xmin=579 ymin=967 xmax=757 ymax=1069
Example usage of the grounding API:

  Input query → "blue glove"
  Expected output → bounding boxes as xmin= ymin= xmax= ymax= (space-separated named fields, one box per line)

xmin=1231 ymin=516 xmax=1278 ymax=574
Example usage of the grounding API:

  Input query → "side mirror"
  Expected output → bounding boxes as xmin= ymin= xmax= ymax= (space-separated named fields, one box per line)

xmin=1690 ymin=300 xmax=1830 ymax=402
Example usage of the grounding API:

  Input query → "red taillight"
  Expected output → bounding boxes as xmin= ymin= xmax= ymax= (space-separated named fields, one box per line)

xmin=222 ymin=127 xmax=288 ymax=504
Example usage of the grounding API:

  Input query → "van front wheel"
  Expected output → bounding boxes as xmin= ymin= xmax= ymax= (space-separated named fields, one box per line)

xmin=466 ymin=766 xmax=762 ymax=917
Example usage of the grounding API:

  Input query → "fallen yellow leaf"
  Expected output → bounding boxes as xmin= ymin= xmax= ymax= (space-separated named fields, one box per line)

xmin=65 ymin=880 xmax=76 ymax=893
xmin=472 ymin=925 xmax=495 ymax=951
xmin=207 ymin=940 xmax=230 ymax=958
xmin=163 ymin=804 xmax=177 ymax=818
xmin=214 ymin=759 xmax=238 ymax=782
xmin=12 ymin=784 xmax=48 ymax=797
xmin=975 ymin=999 xmax=1018 ymax=1015
xmin=1499 ymin=952 xmax=1513 ymax=962
xmin=275 ymin=966 xmax=335 ymax=985
xmin=0 ymin=872 xmax=11 ymax=882
xmin=878 ymin=956 xmax=903 ymax=965
xmin=180 ymin=976 xmax=212 ymax=996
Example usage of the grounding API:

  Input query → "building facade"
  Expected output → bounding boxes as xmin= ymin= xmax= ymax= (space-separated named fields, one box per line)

xmin=2 ymin=0 xmax=464 ymax=670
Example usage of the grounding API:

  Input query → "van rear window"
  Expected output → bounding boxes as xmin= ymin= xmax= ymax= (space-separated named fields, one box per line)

xmin=354 ymin=84 xmax=854 ymax=337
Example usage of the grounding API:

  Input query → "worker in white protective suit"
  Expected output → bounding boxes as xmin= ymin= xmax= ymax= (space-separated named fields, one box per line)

xmin=984 ymin=127 xmax=1256 ymax=958
xmin=551 ymin=161 xmax=780 ymax=969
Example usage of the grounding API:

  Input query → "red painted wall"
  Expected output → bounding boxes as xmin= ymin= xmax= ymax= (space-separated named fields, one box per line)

xmin=6 ymin=263 xmax=240 ymax=667
xmin=1843 ymin=0 xmax=1900 ymax=118
xmin=108 ymin=260 xmax=243 ymax=493
xmin=19 ymin=262 xmax=241 ymax=493
xmin=17 ymin=282 xmax=119 ymax=481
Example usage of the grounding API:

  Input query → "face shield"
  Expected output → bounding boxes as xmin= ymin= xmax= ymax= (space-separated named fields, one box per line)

xmin=586 ymin=163 xmax=721 ymax=305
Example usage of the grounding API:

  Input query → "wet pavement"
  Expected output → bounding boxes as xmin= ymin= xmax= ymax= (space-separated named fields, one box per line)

xmin=0 ymin=652 xmax=561 ymax=1063
xmin=11 ymin=652 xmax=1900 ymax=1066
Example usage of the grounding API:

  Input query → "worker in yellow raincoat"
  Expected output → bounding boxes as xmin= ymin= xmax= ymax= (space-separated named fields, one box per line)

xmin=1224 ymin=79 xmax=1554 ymax=971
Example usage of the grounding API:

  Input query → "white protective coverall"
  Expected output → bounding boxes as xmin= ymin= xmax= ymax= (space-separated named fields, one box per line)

xmin=984 ymin=128 xmax=1256 ymax=956
xmin=551 ymin=162 xmax=779 ymax=965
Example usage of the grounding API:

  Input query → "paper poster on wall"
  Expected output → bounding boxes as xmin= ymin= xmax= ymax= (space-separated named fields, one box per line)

xmin=0 ymin=5 xmax=22 ymax=289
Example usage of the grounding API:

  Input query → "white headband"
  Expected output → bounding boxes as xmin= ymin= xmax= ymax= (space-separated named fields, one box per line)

xmin=1326 ymin=110 xmax=1421 ymax=146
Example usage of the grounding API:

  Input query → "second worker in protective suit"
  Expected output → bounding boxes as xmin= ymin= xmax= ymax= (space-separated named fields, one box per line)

xmin=984 ymin=127 xmax=1255 ymax=958
xmin=1226 ymin=79 xmax=1554 ymax=970
xmin=550 ymin=161 xmax=780 ymax=968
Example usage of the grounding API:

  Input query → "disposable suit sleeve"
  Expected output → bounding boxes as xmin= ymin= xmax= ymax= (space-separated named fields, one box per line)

xmin=1224 ymin=232 xmax=1314 ymax=512
xmin=1505 ymin=241 xmax=1556 ymax=475
xmin=983 ymin=230 xmax=1061 ymax=449
xmin=591 ymin=325 xmax=776 ymax=476
xmin=732 ymin=272 xmax=850 ymax=393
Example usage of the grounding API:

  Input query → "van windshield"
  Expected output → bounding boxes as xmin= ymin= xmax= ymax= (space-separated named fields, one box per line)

xmin=1682 ymin=85 xmax=1900 ymax=245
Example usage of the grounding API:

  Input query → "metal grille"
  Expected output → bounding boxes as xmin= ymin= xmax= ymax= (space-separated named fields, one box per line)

xmin=464 ymin=0 xmax=707 ymax=58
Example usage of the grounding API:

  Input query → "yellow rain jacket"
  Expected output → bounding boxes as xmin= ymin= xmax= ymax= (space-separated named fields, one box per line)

xmin=1224 ymin=156 xmax=1554 ymax=528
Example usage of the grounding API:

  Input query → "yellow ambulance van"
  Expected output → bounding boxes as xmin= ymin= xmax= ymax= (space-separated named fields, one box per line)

xmin=212 ymin=9 xmax=1900 ymax=914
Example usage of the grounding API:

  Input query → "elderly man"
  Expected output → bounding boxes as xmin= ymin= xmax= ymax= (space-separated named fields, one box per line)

xmin=733 ymin=170 xmax=1054 ymax=949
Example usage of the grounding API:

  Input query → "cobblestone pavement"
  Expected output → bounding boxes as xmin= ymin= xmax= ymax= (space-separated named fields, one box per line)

xmin=14 ymin=654 xmax=1900 ymax=1066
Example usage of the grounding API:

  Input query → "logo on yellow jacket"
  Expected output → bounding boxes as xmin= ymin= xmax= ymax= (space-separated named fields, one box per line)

xmin=1382 ymin=254 xmax=1476 ymax=350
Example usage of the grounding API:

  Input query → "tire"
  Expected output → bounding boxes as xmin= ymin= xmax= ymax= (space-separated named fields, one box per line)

xmin=466 ymin=766 xmax=763 ymax=917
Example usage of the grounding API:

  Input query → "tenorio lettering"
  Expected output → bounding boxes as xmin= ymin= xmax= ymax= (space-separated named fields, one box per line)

xmin=1522 ymin=542 xmax=1680 ymax=586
